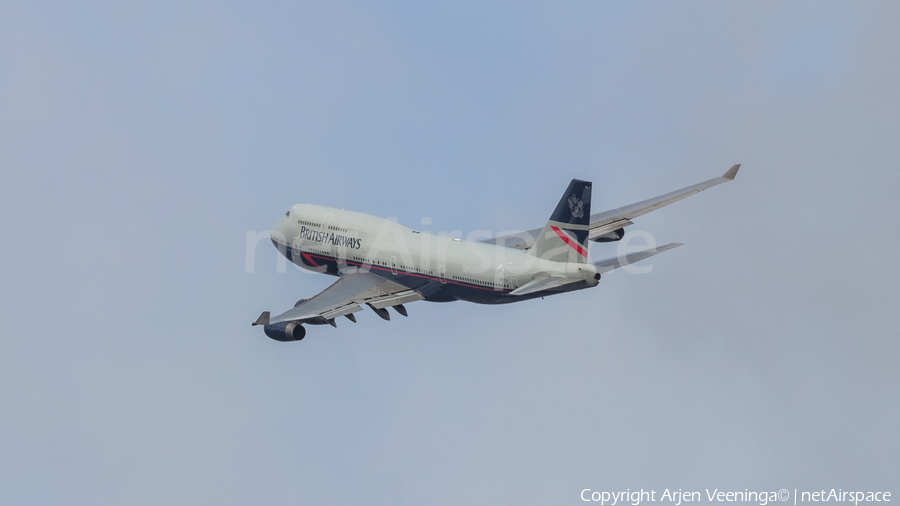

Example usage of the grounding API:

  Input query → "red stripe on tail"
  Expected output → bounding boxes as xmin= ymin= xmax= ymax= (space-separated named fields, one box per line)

xmin=550 ymin=226 xmax=588 ymax=258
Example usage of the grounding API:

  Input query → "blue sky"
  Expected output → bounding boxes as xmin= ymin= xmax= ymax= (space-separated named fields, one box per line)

xmin=1 ymin=2 xmax=898 ymax=505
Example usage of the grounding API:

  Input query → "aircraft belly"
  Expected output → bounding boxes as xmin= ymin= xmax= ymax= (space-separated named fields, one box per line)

xmin=466 ymin=279 xmax=592 ymax=305
xmin=445 ymin=284 xmax=511 ymax=304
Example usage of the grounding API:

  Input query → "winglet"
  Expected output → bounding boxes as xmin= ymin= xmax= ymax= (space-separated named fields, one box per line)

xmin=723 ymin=164 xmax=741 ymax=180
xmin=252 ymin=311 xmax=270 ymax=326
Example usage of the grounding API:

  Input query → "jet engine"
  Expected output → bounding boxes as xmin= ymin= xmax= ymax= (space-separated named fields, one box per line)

xmin=590 ymin=227 xmax=625 ymax=243
xmin=263 ymin=321 xmax=306 ymax=342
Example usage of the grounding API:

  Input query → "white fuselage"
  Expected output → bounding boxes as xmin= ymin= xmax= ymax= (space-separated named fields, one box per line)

xmin=271 ymin=204 xmax=598 ymax=304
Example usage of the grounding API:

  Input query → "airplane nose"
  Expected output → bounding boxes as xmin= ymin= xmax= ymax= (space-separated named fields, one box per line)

xmin=271 ymin=217 xmax=290 ymax=246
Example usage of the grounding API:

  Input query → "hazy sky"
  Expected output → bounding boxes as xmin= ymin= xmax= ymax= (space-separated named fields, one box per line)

xmin=1 ymin=2 xmax=898 ymax=505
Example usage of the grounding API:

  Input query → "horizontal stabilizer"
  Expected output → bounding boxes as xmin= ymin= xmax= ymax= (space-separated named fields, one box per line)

xmin=509 ymin=275 xmax=581 ymax=296
xmin=593 ymin=243 xmax=683 ymax=274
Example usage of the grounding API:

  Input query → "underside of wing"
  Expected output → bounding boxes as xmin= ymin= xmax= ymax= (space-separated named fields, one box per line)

xmin=482 ymin=165 xmax=739 ymax=250
xmin=259 ymin=268 xmax=424 ymax=325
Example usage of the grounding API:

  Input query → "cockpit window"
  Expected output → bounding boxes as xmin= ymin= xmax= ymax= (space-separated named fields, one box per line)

xmin=285 ymin=210 xmax=291 ymax=217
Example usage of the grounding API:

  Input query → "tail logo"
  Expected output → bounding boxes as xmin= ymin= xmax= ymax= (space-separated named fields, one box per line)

xmin=568 ymin=194 xmax=584 ymax=218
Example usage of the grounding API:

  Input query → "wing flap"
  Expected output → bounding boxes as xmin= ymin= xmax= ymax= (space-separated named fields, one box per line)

xmin=366 ymin=289 xmax=424 ymax=309
xmin=320 ymin=304 xmax=363 ymax=320
xmin=588 ymin=219 xmax=633 ymax=240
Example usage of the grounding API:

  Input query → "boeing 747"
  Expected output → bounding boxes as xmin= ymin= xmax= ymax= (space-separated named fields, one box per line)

xmin=253 ymin=165 xmax=740 ymax=341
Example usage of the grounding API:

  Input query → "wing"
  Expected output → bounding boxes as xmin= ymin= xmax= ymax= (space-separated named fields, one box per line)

xmin=483 ymin=164 xmax=739 ymax=250
xmin=253 ymin=268 xmax=425 ymax=326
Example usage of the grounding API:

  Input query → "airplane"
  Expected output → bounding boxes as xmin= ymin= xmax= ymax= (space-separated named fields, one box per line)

xmin=253 ymin=164 xmax=740 ymax=341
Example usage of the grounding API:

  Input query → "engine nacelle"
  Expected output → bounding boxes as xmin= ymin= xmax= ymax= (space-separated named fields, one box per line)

xmin=590 ymin=228 xmax=624 ymax=243
xmin=263 ymin=322 xmax=306 ymax=342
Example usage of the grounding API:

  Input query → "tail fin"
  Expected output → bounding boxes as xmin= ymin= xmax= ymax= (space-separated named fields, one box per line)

xmin=529 ymin=179 xmax=592 ymax=263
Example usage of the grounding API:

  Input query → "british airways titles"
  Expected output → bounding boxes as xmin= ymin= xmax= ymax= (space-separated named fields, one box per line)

xmin=298 ymin=225 xmax=362 ymax=250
